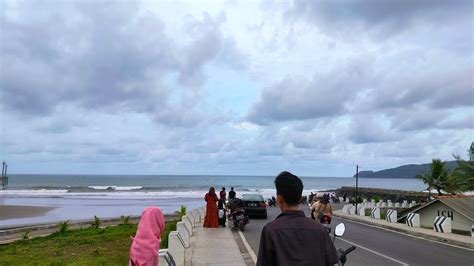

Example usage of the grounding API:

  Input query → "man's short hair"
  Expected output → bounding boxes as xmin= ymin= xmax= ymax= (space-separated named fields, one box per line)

xmin=274 ymin=171 xmax=303 ymax=205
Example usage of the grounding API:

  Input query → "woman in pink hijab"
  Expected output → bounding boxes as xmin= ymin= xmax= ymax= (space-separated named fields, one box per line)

xmin=130 ymin=206 xmax=165 ymax=266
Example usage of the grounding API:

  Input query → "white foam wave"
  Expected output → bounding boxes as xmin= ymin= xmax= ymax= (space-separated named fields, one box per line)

xmin=0 ymin=189 xmax=208 ymax=199
xmin=0 ymin=188 xmax=332 ymax=200
xmin=88 ymin=186 xmax=143 ymax=191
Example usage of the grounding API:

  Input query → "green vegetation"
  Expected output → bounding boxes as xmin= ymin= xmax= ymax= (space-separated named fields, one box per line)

xmin=372 ymin=195 xmax=381 ymax=203
xmin=58 ymin=220 xmax=70 ymax=234
xmin=446 ymin=155 xmax=474 ymax=194
xmin=177 ymin=205 xmax=187 ymax=220
xmin=417 ymin=146 xmax=474 ymax=195
xmin=416 ymin=159 xmax=449 ymax=195
xmin=91 ymin=216 xmax=102 ymax=229
xmin=0 ymin=220 xmax=178 ymax=265
xmin=22 ymin=230 xmax=31 ymax=240
xmin=120 ymin=215 xmax=130 ymax=225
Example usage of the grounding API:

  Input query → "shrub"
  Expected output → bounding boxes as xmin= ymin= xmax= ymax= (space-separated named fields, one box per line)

xmin=91 ymin=216 xmax=102 ymax=229
xmin=58 ymin=220 xmax=70 ymax=234
xmin=372 ymin=195 xmax=381 ymax=203
xmin=120 ymin=215 xmax=130 ymax=225
xmin=178 ymin=205 xmax=186 ymax=220
xmin=22 ymin=230 xmax=31 ymax=240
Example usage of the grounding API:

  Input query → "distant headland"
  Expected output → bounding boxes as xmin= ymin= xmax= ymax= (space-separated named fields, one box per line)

xmin=355 ymin=160 xmax=458 ymax=179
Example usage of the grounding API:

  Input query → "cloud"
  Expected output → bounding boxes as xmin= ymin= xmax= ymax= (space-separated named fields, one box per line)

xmin=247 ymin=56 xmax=374 ymax=124
xmin=1 ymin=2 xmax=243 ymax=128
xmin=286 ymin=0 xmax=472 ymax=39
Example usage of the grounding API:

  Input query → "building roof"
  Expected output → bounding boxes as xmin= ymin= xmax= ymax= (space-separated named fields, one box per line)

xmin=401 ymin=196 xmax=474 ymax=222
xmin=437 ymin=197 xmax=474 ymax=221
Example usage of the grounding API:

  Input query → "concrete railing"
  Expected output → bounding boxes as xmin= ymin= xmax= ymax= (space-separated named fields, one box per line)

xmin=165 ymin=206 xmax=206 ymax=266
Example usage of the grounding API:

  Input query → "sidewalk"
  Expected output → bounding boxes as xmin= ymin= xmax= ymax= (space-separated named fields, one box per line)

xmin=186 ymin=225 xmax=246 ymax=266
xmin=333 ymin=210 xmax=474 ymax=249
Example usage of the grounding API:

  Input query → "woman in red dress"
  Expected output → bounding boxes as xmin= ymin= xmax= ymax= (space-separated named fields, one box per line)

xmin=203 ymin=187 xmax=219 ymax=228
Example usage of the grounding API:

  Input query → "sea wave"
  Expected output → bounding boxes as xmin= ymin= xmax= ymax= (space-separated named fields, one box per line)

xmin=0 ymin=188 xmax=330 ymax=199
xmin=87 ymin=186 xmax=143 ymax=191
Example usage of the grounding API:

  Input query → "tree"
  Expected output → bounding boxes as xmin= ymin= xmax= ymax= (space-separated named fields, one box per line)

xmin=416 ymin=159 xmax=449 ymax=195
xmin=469 ymin=142 xmax=474 ymax=161
xmin=446 ymin=155 xmax=474 ymax=194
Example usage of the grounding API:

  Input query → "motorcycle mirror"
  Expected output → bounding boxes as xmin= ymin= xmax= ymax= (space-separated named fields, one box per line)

xmin=335 ymin=223 xmax=345 ymax=237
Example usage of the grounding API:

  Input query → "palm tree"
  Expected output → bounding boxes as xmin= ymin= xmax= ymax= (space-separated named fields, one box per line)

xmin=446 ymin=155 xmax=474 ymax=194
xmin=417 ymin=159 xmax=449 ymax=196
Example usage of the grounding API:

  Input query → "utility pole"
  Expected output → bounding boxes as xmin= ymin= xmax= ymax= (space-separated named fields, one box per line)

xmin=355 ymin=165 xmax=359 ymax=215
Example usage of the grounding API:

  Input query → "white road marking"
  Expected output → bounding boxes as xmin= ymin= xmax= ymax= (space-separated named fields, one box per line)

xmin=238 ymin=230 xmax=257 ymax=264
xmin=334 ymin=216 xmax=474 ymax=252
xmin=337 ymin=237 xmax=409 ymax=266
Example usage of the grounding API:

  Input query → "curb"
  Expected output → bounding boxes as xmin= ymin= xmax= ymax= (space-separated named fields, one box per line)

xmin=333 ymin=213 xmax=474 ymax=250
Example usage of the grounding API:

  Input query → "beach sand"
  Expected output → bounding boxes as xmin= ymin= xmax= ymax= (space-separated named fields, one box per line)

xmin=0 ymin=205 xmax=56 ymax=220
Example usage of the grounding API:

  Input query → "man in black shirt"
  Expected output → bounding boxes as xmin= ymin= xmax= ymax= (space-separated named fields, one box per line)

xmin=257 ymin=171 xmax=338 ymax=266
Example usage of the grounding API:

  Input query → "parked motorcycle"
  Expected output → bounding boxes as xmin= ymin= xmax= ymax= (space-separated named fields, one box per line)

xmin=267 ymin=198 xmax=276 ymax=207
xmin=333 ymin=223 xmax=356 ymax=266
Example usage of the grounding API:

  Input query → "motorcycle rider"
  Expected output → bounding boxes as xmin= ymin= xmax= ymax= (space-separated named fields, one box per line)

xmin=257 ymin=171 xmax=338 ymax=266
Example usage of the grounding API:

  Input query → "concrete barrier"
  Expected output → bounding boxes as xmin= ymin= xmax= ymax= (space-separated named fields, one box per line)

xmin=381 ymin=201 xmax=387 ymax=207
xmin=191 ymin=209 xmax=201 ymax=223
xmin=197 ymin=208 xmax=205 ymax=219
xmin=359 ymin=207 xmax=366 ymax=217
xmin=345 ymin=198 xmax=350 ymax=203
xmin=370 ymin=207 xmax=381 ymax=219
xmin=363 ymin=199 xmax=367 ymax=203
xmin=395 ymin=202 xmax=401 ymax=207
xmin=339 ymin=197 xmax=344 ymax=202
xmin=386 ymin=209 xmax=397 ymax=223
xmin=376 ymin=201 xmax=382 ymax=207
xmin=406 ymin=213 xmax=420 ymax=228
xmin=387 ymin=200 xmax=393 ymax=207
xmin=167 ymin=231 xmax=186 ymax=266
xmin=186 ymin=213 xmax=196 ymax=228
xmin=342 ymin=204 xmax=352 ymax=215
xmin=176 ymin=222 xmax=190 ymax=248
xmin=434 ymin=216 xmax=451 ymax=233
xmin=182 ymin=216 xmax=193 ymax=236
xmin=402 ymin=200 xmax=408 ymax=208
xmin=349 ymin=206 xmax=356 ymax=215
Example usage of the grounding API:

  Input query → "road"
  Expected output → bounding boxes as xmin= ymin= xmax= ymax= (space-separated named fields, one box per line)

xmin=242 ymin=204 xmax=474 ymax=265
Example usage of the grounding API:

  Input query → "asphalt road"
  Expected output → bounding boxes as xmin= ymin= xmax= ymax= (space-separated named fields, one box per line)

xmin=242 ymin=204 xmax=474 ymax=265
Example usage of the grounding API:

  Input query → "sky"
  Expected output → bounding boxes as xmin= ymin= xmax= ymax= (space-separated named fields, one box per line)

xmin=0 ymin=0 xmax=473 ymax=177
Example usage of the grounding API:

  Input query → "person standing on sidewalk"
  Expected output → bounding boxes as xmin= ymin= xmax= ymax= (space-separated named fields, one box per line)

xmin=204 ymin=187 xmax=219 ymax=228
xmin=257 ymin=171 xmax=338 ymax=266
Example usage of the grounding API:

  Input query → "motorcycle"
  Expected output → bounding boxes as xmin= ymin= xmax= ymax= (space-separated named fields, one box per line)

xmin=267 ymin=198 xmax=276 ymax=207
xmin=320 ymin=214 xmax=332 ymax=234
xmin=229 ymin=207 xmax=249 ymax=231
xmin=333 ymin=223 xmax=356 ymax=266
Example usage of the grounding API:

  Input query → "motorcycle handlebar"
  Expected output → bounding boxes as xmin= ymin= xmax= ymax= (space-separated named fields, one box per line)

xmin=342 ymin=246 xmax=356 ymax=256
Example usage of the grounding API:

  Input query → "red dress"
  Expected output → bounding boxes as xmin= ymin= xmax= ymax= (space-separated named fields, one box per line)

xmin=203 ymin=193 xmax=219 ymax=228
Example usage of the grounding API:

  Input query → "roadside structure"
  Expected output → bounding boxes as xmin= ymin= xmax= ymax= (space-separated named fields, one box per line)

xmin=399 ymin=196 xmax=474 ymax=235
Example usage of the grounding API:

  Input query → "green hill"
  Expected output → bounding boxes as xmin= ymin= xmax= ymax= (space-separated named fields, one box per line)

xmin=355 ymin=160 xmax=458 ymax=179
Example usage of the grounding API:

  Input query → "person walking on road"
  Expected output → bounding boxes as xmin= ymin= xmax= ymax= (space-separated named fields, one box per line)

xmin=203 ymin=187 xmax=219 ymax=228
xmin=257 ymin=171 xmax=338 ymax=266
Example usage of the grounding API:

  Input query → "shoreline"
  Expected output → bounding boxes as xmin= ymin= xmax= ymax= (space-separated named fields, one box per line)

xmin=0 ymin=205 xmax=56 ymax=220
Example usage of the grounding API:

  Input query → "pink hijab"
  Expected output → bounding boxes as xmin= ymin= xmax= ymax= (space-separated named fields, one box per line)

xmin=130 ymin=207 xmax=165 ymax=266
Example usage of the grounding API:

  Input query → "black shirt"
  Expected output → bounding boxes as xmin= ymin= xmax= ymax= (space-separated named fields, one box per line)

xmin=257 ymin=210 xmax=338 ymax=266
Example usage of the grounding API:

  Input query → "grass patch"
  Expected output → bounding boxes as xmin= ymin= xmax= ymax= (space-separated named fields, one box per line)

xmin=0 ymin=220 xmax=178 ymax=265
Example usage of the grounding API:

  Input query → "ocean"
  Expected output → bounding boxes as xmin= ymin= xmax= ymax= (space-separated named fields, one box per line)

xmin=2 ymin=174 xmax=427 ymax=199
xmin=0 ymin=174 xmax=426 ymax=227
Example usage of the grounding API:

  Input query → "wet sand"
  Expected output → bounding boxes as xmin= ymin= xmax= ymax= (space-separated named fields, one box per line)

xmin=0 ymin=205 xmax=56 ymax=220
